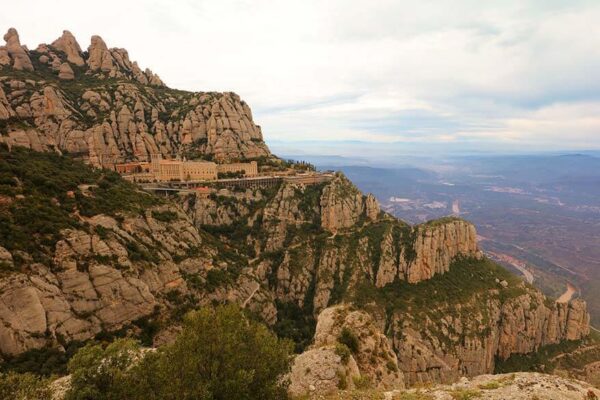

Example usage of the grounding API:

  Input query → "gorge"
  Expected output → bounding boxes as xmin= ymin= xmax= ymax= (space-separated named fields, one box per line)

xmin=0 ymin=27 xmax=596 ymax=398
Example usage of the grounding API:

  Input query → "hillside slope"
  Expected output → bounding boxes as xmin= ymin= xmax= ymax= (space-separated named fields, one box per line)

xmin=0 ymin=27 xmax=594 ymax=392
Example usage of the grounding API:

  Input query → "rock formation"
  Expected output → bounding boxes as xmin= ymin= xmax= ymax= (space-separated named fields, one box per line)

xmin=51 ymin=30 xmax=84 ymax=66
xmin=2 ymin=28 xmax=33 ymax=71
xmin=0 ymin=28 xmax=593 ymax=392
xmin=58 ymin=62 xmax=74 ymax=80
xmin=0 ymin=28 xmax=271 ymax=162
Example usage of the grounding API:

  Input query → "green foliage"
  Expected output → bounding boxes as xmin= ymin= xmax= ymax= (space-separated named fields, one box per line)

xmin=494 ymin=338 xmax=594 ymax=374
xmin=477 ymin=380 xmax=500 ymax=390
xmin=338 ymin=328 xmax=360 ymax=353
xmin=353 ymin=256 xmax=526 ymax=321
xmin=66 ymin=338 xmax=141 ymax=400
xmin=127 ymin=305 xmax=293 ymax=400
xmin=150 ymin=210 xmax=178 ymax=222
xmin=205 ymin=268 xmax=233 ymax=291
xmin=335 ymin=343 xmax=352 ymax=364
xmin=0 ymin=146 xmax=161 ymax=267
xmin=0 ymin=342 xmax=85 ymax=376
xmin=352 ymin=375 xmax=372 ymax=390
xmin=393 ymin=392 xmax=434 ymax=400
xmin=273 ymin=300 xmax=317 ymax=353
xmin=0 ymin=371 xmax=51 ymax=400
xmin=448 ymin=389 xmax=481 ymax=400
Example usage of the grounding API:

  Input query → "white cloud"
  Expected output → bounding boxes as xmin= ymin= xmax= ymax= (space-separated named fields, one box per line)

xmin=2 ymin=0 xmax=600 ymax=153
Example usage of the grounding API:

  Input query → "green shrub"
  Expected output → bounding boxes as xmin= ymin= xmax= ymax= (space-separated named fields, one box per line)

xmin=0 ymin=372 xmax=51 ymax=400
xmin=335 ymin=343 xmax=352 ymax=364
xmin=127 ymin=305 xmax=293 ymax=400
xmin=449 ymin=389 xmax=482 ymax=400
xmin=65 ymin=339 xmax=141 ymax=400
xmin=352 ymin=375 xmax=372 ymax=390
xmin=151 ymin=210 xmax=178 ymax=222
xmin=338 ymin=327 xmax=360 ymax=353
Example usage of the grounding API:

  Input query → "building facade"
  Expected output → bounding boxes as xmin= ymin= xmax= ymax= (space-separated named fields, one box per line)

xmin=216 ymin=161 xmax=258 ymax=177
xmin=116 ymin=154 xmax=258 ymax=182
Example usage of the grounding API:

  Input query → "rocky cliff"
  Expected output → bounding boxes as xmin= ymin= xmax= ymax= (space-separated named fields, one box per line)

xmin=0 ymin=27 xmax=593 ymax=393
xmin=0 ymin=28 xmax=271 ymax=163
xmin=177 ymin=172 xmax=590 ymax=393
xmin=0 ymin=148 xmax=275 ymax=357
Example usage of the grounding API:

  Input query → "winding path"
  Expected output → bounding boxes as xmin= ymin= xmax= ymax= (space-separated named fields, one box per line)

xmin=556 ymin=282 xmax=577 ymax=304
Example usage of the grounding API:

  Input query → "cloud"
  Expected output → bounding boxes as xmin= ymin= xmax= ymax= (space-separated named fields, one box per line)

xmin=2 ymin=0 xmax=600 ymax=153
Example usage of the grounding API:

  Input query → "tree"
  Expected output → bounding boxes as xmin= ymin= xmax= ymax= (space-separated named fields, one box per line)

xmin=65 ymin=339 xmax=141 ymax=400
xmin=129 ymin=305 xmax=293 ymax=400
xmin=64 ymin=305 xmax=293 ymax=400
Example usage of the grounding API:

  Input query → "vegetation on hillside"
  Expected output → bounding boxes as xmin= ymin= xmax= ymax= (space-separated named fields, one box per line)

xmin=495 ymin=330 xmax=600 ymax=375
xmin=0 ymin=145 xmax=161 ymax=268
xmin=63 ymin=305 xmax=292 ymax=400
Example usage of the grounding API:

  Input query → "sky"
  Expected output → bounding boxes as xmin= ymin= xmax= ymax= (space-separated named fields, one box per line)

xmin=3 ymin=0 xmax=600 ymax=155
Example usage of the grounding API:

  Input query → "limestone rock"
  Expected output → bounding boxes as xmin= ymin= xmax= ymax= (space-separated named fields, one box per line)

xmin=58 ymin=62 xmax=74 ymax=80
xmin=87 ymin=35 xmax=113 ymax=72
xmin=287 ymin=347 xmax=360 ymax=397
xmin=0 ymin=46 xmax=10 ymax=66
xmin=313 ymin=305 xmax=405 ymax=390
xmin=51 ymin=30 xmax=84 ymax=66
xmin=3 ymin=28 xmax=33 ymax=71
xmin=320 ymin=174 xmax=365 ymax=232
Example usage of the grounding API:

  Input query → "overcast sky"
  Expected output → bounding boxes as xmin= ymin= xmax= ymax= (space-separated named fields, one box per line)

xmin=3 ymin=0 xmax=600 ymax=154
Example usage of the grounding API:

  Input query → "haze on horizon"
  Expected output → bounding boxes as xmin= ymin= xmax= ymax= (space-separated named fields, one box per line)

xmin=4 ymin=0 xmax=600 ymax=155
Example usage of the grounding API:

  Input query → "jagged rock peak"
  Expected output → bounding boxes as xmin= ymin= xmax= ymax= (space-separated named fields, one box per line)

xmin=2 ymin=27 xmax=33 ymax=71
xmin=51 ymin=30 xmax=84 ymax=66
xmin=86 ymin=34 xmax=164 ymax=86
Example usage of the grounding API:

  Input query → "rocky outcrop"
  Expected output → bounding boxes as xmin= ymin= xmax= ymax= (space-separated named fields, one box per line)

xmin=0 ymin=203 xmax=275 ymax=356
xmin=2 ymin=28 xmax=33 ymax=71
xmin=58 ymin=63 xmax=74 ymax=80
xmin=313 ymin=306 xmax=405 ymax=390
xmin=320 ymin=174 xmax=379 ymax=232
xmin=405 ymin=219 xmax=480 ymax=284
xmin=390 ymin=291 xmax=590 ymax=386
xmin=387 ymin=372 xmax=599 ymax=400
xmin=0 ymin=28 xmax=271 ymax=162
xmin=287 ymin=346 xmax=360 ymax=397
xmin=51 ymin=30 xmax=84 ymax=66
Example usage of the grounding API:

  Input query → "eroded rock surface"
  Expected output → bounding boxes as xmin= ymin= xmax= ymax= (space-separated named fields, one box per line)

xmin=0 ymin=28 xmax=271 ymax=163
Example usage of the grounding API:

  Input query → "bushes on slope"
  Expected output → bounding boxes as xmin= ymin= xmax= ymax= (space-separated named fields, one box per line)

xmin=65 ymin=305 xmax=293 ymax=400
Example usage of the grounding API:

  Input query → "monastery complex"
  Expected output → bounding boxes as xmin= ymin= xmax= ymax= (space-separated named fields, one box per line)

xmin=115 ymin=154 xmax=258 ymax=182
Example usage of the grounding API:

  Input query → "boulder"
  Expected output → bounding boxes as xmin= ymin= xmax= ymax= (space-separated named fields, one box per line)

xmin=58 ymin=62 xmax=75 ymax=80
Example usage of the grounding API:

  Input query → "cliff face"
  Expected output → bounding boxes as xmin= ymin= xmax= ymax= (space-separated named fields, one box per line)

xmin=390 ymin=292 xmax=589 ymax=386
xmin=0 ymin=28 xmax=592 ymax=391
xmin=178 ymin=175 xmax=590 ymax=392
xmin=0 ymin=28 xmax=270 ymax=163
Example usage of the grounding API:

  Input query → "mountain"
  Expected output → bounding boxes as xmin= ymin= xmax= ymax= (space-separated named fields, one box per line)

xmin=0 ymin=28 xmax=270 ymax=164
xmin=0 ymin=28 xmax=595 ymax=397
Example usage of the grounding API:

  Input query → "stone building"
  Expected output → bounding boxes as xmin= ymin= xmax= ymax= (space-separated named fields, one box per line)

xmin=116 ymin=154 xmax=258 ymax=182
xmin=216 ymin=161 xmax=258 ymax=176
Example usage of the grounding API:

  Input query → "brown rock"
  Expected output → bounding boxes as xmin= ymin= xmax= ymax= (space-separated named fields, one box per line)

xmin=3 ymin=28 xmax=33 ymax=71
xmin=0 ymin=46 xmax=10 ymax=66
xmin=87 ymin=35 xmax=113 ymax=72
xmin=58 ymin=63 xmax=74 ymax=80
xmin=51 ymin=30 xmax=85 ymax=66
xmin=287 ymin=346 xmax=360 ymax=397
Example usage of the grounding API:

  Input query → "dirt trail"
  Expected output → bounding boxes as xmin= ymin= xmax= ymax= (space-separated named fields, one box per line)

xmin=557 ymin=282 xmax=577 ymax=303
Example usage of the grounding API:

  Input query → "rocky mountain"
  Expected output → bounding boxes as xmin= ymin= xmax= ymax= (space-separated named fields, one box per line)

xmin=0 ymin=28 xmax=270 ymax=163
xmin=0 ymin=27 xmax=595 ymax=397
